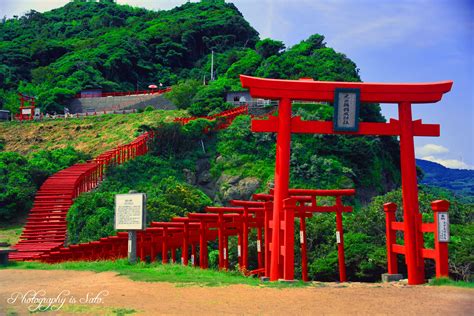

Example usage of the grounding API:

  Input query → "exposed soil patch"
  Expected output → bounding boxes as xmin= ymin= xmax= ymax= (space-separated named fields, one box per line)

xmin=1 ymin=269 xmax=472 ymax=315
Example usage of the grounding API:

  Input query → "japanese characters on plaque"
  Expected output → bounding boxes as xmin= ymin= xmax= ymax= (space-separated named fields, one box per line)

xmin=437 ymin=212 xmax=450 ymax=242
xmin=115 ymin=193 xmax=146 ymax=230
xmin=333 ymin=88 xmax=360 ymax=132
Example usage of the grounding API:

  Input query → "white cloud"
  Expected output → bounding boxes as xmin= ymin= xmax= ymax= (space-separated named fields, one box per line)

xmin=421 ymin=156 xmax=474 ymax=170
xmin=415 ymin=144 xmax=449 ymax=157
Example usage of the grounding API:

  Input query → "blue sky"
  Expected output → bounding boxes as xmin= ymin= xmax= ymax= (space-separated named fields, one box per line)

xmin=1 ymin=0 xmax=473 ymax=169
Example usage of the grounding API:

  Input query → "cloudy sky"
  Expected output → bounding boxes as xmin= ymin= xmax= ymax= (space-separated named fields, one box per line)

xmin=1 ymin=0 xmax=473 ymax=169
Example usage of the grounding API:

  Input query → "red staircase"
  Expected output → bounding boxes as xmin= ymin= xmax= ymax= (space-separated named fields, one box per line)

xmin=10 ymin=133 xmax=154 ymax=261
xmin=173 ymin=105 xmax=249 ymax=130
xmin=10 ymin=107 xmax=249 ymax=262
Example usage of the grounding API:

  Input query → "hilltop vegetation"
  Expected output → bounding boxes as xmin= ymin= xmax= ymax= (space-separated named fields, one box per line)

xmin=0 ymin=0 xmax=381 ymax=119
xmin=0 ymin=0 xmax=258 ymax=112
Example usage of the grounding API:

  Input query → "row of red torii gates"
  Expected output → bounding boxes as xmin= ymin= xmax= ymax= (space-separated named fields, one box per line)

xmin=37 ymin=75 xmax=454 ymax=285
xmin=240 ymin=75 xmax=453 ymax=285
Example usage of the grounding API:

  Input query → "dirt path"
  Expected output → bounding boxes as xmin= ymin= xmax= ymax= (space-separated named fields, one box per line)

xmin=1 ymin=269 xmax=472 ymax=315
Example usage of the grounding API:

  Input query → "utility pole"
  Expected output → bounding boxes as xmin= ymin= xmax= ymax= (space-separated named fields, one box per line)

xmin=210 ymin=50 xmax=214 ymax=81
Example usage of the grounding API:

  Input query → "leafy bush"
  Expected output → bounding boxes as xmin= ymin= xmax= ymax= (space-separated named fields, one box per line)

xmin=189 ymin=79 xmax=236 ymax=116
xmin=67 ymin=192 xmax=116 ymax=244
xmin=449 ymin=224 xmax=473 ymax=281
xmin=310 ymin=232 xmax=386 ymax=281
xmin=28 ymin=146 xmax=90 ymax=186
xmin=165 ymin=79 xmax=202 ymax=110
xmin=67 ymin=153 xmax=213 ymax=243
xmin=150 ymin=120 xmax=215 ymax=157
xmin=0 ymin=147 xmax=89 ymax=222
xmin=0 ymin=152 xmax=37 ymax=221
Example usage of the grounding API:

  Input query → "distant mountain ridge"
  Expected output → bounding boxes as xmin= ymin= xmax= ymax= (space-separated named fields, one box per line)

xmin=416 ymin=159 xmax=474 ymax=197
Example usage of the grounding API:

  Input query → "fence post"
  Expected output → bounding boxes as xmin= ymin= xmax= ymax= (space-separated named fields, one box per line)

xmin=300 ymin=216 xmax=309 ymax=282
xmin=432 ymin=200 xmax=450 ymax=278
xmin=383 ymin=202 xmax=398 ymax=274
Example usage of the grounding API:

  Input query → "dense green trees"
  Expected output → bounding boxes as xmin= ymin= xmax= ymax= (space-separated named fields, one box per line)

xmin=2 ymin=0 xmax=379 ymax=120
xmin=0 ymin=152 xmax=36 ymax=221
xmin=0 ymin=0 xmax=258 ymax=112
xmin=66 ymin=122 xmax=215 ymax=243
xmin=0 ymin=147 xmax=89 ymax=221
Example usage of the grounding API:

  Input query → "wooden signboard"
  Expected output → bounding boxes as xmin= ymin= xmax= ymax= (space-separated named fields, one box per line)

xmin=437 ymin=212 xmax=450 ymax=242
xmin=333 ymin=88 xmax=360 ymax=132
xmin=115 ymin=193 xmax=146 ymax=230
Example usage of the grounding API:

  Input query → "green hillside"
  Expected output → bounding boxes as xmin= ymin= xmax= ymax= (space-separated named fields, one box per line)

xmin=0 ymin=1 xmax=471 ymax=282
xmin=0 ymin=0 xmax=399 ymax=197
xmin=417 ymin=159 xmax=474 ymax=199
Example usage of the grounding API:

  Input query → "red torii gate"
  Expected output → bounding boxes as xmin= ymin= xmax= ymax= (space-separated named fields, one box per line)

xmin=252 ymin=189 xmax=355 ymax=282
xmin=240 ymin=75 xmax=453 ymax=285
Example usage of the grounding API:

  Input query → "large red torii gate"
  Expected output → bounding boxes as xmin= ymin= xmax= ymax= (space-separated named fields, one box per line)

xmin=240 ymin=75 xmax=453 ymax=285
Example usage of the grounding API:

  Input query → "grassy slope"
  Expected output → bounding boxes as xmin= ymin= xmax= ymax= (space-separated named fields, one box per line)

xmin=0 ymin=110 xmax=185 ymax=156
xmin=0 ymin=225 xmax=23 ymax=245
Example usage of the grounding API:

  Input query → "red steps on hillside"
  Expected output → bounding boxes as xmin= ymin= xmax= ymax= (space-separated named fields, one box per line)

xmin=11 ymin=107 xmax=249 ymax=262
xmin=10 ymin=132 xmax=154 ymax=261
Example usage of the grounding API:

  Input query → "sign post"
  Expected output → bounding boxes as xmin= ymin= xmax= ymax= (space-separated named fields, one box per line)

xmin=115 ymin=191 xmax=146 ymax=264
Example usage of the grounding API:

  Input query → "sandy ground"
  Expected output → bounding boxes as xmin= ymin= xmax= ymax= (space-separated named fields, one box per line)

xmin=1 ymin=269 xmax=473 ymax=315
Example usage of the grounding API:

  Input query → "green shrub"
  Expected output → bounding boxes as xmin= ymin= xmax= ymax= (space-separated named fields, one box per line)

xmin=28 ymin=146 xmax=90 ymax=186
xmin=0 ymin=152 xmax=37 ymax=221
xmin=67 ymin=154 xmax=212 ymax=243
xmin=165 ymin=79 xmax=202 ymax=110
xmin=0 ymin=147 xmax=89 ymax=222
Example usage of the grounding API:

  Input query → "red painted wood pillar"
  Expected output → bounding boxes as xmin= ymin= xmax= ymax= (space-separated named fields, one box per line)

xmin=162 ymin=228 xmax=168 ymax=264
xmin=264 ymin=201 xmax=273 ymax=277
xmin=182 ymin=222 xmax=189 ymax=265
xmin=300 ymin=216 xmax=309 ymax=282
xmin=237 ymin=229 xmax=243 ymax=268
xmin=218 ymin=212 xmax=225 ymax=269
xmin=283 ymin=198 xmax=295 ymax=280
xmin=270 ymin=97 xmax=292 ymax=281
xmin=242 ymin=206 xmax=249 ymax=270
xmin=384 ymin=202 xmax=398 ymax=274
xmin=171 ymin=247 xmax=176 ymax=263
xmin=398 ymin=102 xmax=425 ymax=285
xmin=150 ymin=235 xmax=157 ymax=262
xmin=139 ymin=233 xmax=145 ymax=260
xmin=199 ymin=221 xmax=208 ymax=269
xmin=191 ymin=244 xmax=197 ymax=267
xmin=257 ymin=227 xmax=263 ymax=271
xmin=224 ymin=235 xmax=229 ymax=270
xmin=336 ymin=196 xmax=347 ymax=282
xmin=432 ymin=200 xmax=450 ymax=277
